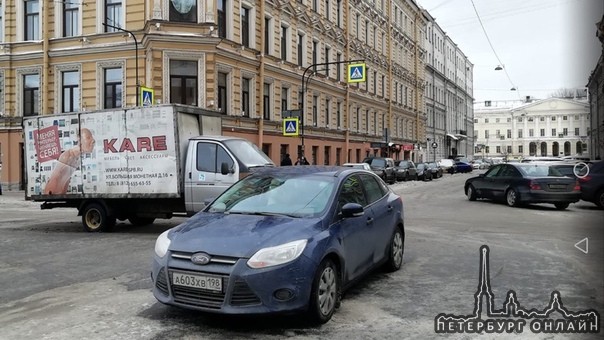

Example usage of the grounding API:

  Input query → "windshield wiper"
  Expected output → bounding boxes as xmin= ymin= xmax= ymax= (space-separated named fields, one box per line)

xmin=226 ymin=211 xmax=299 ymax=218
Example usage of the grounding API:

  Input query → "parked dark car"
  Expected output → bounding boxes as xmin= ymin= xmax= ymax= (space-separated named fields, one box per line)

xmin=578 ymin=160 xmax=604 ymax=208
xmin=426 ymin=162 xmax=443 ymax=178
xmin=151 ymin=166 xmax=405 ymax=324
xmin=416 ymin=163 xmax=433 ymax=181
xmin=394 ymin=160 xmax=418 ymax=181
xmin=464 ymin=163 xmax=581 ymax=210
xmin=362 ymin=157 xmax=396 ymax=184
xmin=453 ymin=161 xmax=473 ymax=173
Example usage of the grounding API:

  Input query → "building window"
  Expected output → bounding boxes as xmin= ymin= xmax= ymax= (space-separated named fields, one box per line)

xmin=372 ymin=71 xmax=377 ymax=94
xmin=496 ymin=129 xmax=501 ymax=137
xmin=336 ymin=52 xmax=342 ymax=81
xmin=325 ymin=0 xmax=330 ymax=20
xmin=506 ymin=118 xmax=511 ymax=123
xmin=336 ymin=147 xmax=341 ymax=165
xmin=312 ymin=41 xmax=318 ymax=71
xmin=495 ymin=118 xmax=500 ymax=123
xmin=336 ymin=102 xmax=341 ymax=128
xmin=540 ymin=117 xmax=545 ymax=121
xmin=574 ymin=115 xmax=579 ymax=120
xmin=297 ymin=33 xmax=304 ymax=66
xmin=336 ymin=0 xmax=342 ymax=27
xmin=552 ymin=128 xmax=556 ymax=137
xmin=263 ymin=83 xmax=271 ymax=120
xmin=104 ymin=0 xmax=122 ymax=32
xmin=507 ymin=146 xmax=512 ymax=154
xmin=563 ymin=115 xmax=568 ymax=120
xmin=551 ymin=116 xmax=556 ymax=121
xmin=517 ymin=129 xmax=522 ymax=138
xmin=217 ymin=0 xmax=227 ymax=38
xmin=529 ymin=129 xmax=534 ymax=137
xmin=62 ymin=70 xmax=80 ymax=113
xmin=242 ymin=78 xmax=250 ymax=117
xmin=496 ymin=146 xmax=501 ymax=153
xmin=563 ymin=128 xmax=568 ymax=136
xmin=484 ymin=130 xmax=489 ymax=139
xmin=518 ymin=145 xmax=523 ymax=154
xmin=169 ymin=0 xmax=197 ymax=22
xmin=170 ymin=60 xmax=198 ymax=105
xmin=507 ymin=129 xmax=511 ymax=138
xmin=365 ymin=110 xmax=369 ymax=131
xmin=280 ymin=24 xmax=288 ymax=61
xmin=324 ymin=146 xmax=330 ymax=165
xmin=365 ymin=20 xmax=369 ymax=45
xmin=312 ymin=0 xmax=318 ymax=11
xmin=217 ymin=72 xmax=228 ymax=114
xmin=574 ymin=127 xmax=579 ymax=136
xmin=23 ymin=73 xmax=40 ymax=116
xmin=63 ymin=1 xmax=79 ymax=37
xmin=325 ymin=98 xmax=330 ymax=127
xmin=381 ymin=75 xmax=385 ymax=96
xmin=355 ymin=13 xmax=360 ymax=38
xmin=540 ymin=129 xmax=545 ymax=137
xmin=312 ymin=95 xmax=318 ymax=126
xmin=25 ymin=0 xmax=40 ymax=40
xmin=324 ymin=46 xmax=330 ymax=76
xmin=241 ymin=7 xmax=250 ymax=47
xmin=103 ymin=67 xmax=122 ymax=109
xmin=281 ymin=87 xmax=289 ymax=113
xmin=485 ymin=118 xmax=489 ymax=123
xmin=356 ymin=107 xmax=360 ymax=131
xmin=264 ymin=17 xmax=272 ymax=55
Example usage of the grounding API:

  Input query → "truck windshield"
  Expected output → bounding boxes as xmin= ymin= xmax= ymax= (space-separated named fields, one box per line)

xmin=223 ymin=139 xmax=274 ymax=167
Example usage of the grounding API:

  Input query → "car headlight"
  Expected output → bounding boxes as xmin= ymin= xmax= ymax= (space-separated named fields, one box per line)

xmin=154 ymin=229 xmax=172 ymax=258
xmin=247 ymin=239 xmax=307 ymax=269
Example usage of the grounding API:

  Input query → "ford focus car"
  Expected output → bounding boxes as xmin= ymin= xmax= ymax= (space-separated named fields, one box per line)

xmin=151 ymin=166 xmax=405 ymax=324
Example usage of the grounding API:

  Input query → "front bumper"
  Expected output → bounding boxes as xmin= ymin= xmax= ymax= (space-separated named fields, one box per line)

xmin=151 ymin=252 xmax=318 ymax=315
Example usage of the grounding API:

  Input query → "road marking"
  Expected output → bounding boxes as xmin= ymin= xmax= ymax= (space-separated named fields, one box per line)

xmin=574 ymin=238 xmax=588 ymax=254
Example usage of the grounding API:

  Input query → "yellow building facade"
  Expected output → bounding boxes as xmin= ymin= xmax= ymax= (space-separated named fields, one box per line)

xmin=0 ymin=0 xmax=426 ymax=190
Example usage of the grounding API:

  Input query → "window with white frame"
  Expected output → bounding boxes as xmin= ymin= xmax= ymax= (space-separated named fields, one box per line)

xmin=263 ymin=83 xmax=271 ymax=120
xmin=104 ymin=0 xmax=122 ymax=31
xmin=217 ymin=71 xmax=228 ymax=114
xmin=242 ymin=77 xmax=251 ymax=117
xmin=23 ymin=73 xmax=40 ymax=116
xmin=241 ymin=5 xmax=251 ymax=48
xmin=312 ymin=95 xmax=318 ymax=126
xmin=297 ymin=32 xmax=305 ymax=66
xmin=324 ymin=46 xmax=330 ymax=76
xmin=103 ymin=67 xmax=123 ymax=109
xmin=170 ymin=0 xmax=197 ymax=22
xmin=63 ymin=1 xmax=79 ymax=37
xmin=336 ymin=101 xmax=341 ymax=128
xmin=170 ymin=60 xmax=198 ymax=105
xmin=61 ymin=70 xmax=80 ymax=113
xmin=264 ymin=16 xmax=273 ymax=55
xmin=217 ymin=0 xmax=227 ymax=38
xmin=280 ymin=24 xmax=289 ymax=61
xmin=325 ymin=98 xmax=330 ymax=127
xmin=281 ymin=87 xmax=289 ymax=114
xmin=25 ymin=0 xmax=40 ymax=40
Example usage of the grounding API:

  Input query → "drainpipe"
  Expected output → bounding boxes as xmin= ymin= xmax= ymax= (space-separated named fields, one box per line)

xmin=42 ymin=0 xmax=50 ymax=115
xmin=258 ymin=1 xmax=265 ymax=150
xmin=344 ymin=0 xmax=350 ymax=162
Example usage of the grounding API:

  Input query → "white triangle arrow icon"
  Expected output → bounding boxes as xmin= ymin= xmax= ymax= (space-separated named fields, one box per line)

xmin=574 ymin=238 xmax=588 ymax=254
xmin=285 ymin=121 xmax=296 ymax=133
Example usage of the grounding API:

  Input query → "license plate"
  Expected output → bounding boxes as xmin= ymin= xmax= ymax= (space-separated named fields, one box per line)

xmin=172 ymin=272 xmax=222 ymax=292
xmin=549 ymin=184 xmax=567 ymax=189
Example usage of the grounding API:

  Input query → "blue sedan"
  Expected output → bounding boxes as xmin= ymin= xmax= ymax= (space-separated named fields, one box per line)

xmin=151 ymin=166 xmax=405 ymax=323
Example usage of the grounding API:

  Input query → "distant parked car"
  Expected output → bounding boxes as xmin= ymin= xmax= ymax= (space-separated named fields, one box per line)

xmin=464 ymin=163 xmax=581 ymax=210
xmin=362 ymin=157 xmax=397 ymax=184
xmin=578 ymin=160 xmax=604 ymax=208
xmin=471 ymin=159 xmax=489 ymax=170
xmin=439 ymin=159 xmax=454 ymax=174
xmin=394 ymin=160 xmax=418 ymax=181
xmin=342 ymin=163 xmax=372 ymax=171
xmin=426 ymin=162 xmax=443 ymax=178
xmin=416 ymin=163 xmax=433 ymax=181
xmin=520 ymin=156 xmax=562 ymax=163
xmin=453 ymin=161 xmax=473 ymax=173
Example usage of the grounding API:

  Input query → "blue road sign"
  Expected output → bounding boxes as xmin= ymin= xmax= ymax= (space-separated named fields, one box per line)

xmin=348 ymin=63 xmax=366 ymax=83
xmin=283 ymin=118 xmax=299 ymax=136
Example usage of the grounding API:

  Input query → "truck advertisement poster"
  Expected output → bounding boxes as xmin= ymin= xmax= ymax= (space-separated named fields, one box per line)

xmin=25 ymin=107 xmax=179 ymax=197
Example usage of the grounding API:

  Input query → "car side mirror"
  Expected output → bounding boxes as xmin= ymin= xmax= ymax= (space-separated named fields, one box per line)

xmin=341 ymin=203 xmax=364 ymax=218
xmin=220 ymin=162 xmax=233 ymax=175
xmin=478 ymin=173 xmax=485 ymax=178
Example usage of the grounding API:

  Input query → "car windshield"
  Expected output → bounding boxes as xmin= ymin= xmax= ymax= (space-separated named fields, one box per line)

xmin=207 ymin=174 xmax=336 ymax=217
xmin=395 ymin=160 xmax=408 ymax=167
xmin=516 ymin=164 xmax=564 ymax=177
xmin=417 ymin=164 xmax=426 ymax=169
xmin=223 ymin=139 xmax=275 ymax=167
xmin=368 ymin=158 xmax=386 ymax=167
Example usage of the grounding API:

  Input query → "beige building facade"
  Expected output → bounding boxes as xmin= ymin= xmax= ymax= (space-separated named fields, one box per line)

xmin=0 ymin=0 xmax=428 ymax=190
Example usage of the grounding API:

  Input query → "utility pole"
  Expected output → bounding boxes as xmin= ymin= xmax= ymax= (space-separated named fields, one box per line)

xmin=102 ymin=23 xmax=140 ymax=107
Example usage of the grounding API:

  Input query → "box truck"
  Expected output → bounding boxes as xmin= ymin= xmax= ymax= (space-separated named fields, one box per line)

xmin=23 ymin=105 xmax=274 ymax=232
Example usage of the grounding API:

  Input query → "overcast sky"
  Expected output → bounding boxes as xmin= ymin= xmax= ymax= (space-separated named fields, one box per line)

xmin=416 ymin=0 xmax=603 ymax=103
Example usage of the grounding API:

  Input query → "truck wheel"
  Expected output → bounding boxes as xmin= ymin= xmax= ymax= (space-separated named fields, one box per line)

xmin=128 ymin=217 xmax=156 ymax=226
xmin=82 ymin=203 xmax=115 ymax=232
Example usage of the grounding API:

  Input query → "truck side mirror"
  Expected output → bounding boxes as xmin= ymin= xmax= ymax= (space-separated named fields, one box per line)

xmin=220 ymin=162 xmax=233 ymax=175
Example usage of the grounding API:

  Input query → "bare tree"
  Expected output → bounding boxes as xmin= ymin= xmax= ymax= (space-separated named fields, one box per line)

xmin=549 ymin=88 xmax=588 ymax=99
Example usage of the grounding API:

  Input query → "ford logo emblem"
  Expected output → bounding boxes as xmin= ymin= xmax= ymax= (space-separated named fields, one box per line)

xmin=191 ymin=252 xmax=211 ymax=265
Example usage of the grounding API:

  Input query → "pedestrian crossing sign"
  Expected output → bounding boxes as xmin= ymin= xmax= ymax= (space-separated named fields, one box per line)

xmin=283 ymin=118 xmax=299 ymax=136
xmin=140 ymin=87 xmax=154 ymax=107
xmin=347 ymin=63 xmax=366 ymax=83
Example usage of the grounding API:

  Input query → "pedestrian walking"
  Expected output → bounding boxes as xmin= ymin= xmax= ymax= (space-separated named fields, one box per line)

xmin=280 ymin=153 xmax=293 ymax=166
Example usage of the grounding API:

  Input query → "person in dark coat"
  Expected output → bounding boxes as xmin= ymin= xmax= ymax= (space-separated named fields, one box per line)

xmin=280 ymin=153 xmax=293 ymax=166
xmin=295 ymin=156 xmax=310 ymax=165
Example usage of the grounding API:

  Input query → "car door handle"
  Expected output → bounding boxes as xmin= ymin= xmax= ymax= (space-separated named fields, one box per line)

xmin=366 ymin=217 xmax=374 ymax=225
xmin=387 ymin=205 xmax=393 ymax=212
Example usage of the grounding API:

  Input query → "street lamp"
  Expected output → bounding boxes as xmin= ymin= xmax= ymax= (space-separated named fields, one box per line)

xmin=495 ymin=65 xmax=503 ymax=71
xmin=102 ymin=23 xmax=140 ymax=107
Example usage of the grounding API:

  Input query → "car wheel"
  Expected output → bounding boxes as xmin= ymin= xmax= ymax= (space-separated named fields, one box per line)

xmin=128 ymin=217 xmax=156 ymax=226
xmin=505 ymin=188 xmax=520 ymax=207
xmin=596 ymin=189 xmax=604 ymax=209
xmin=554 ymin=202 xmax=569 ymax=210
xmin=308 ymin=259 xmax=339 ymax=324
xmin=385 ymin=227 xmax=404 ymax=272
xmin=466 ymin=184 xmax=477 ymax=201
xmin=82 ymin=203 xmax=115 ymax=232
